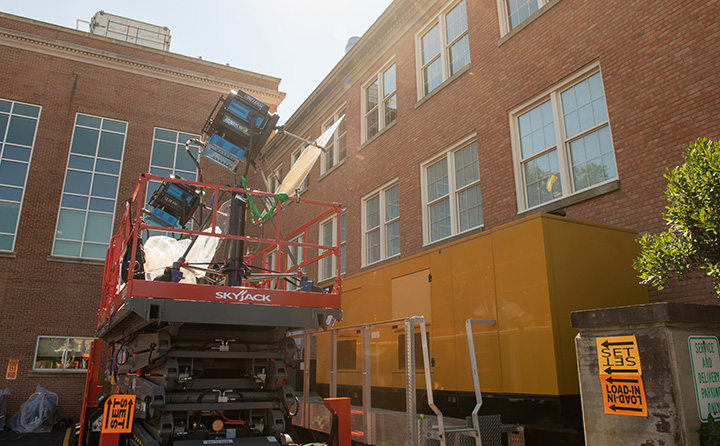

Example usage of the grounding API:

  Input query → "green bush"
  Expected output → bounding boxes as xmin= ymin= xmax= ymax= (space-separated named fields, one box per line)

xmin=634 ymin=138 xmax=720 ymax=296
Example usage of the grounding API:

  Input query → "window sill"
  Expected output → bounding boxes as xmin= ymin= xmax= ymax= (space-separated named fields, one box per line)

xmin=497 ymin=0 xmax=562 ymax=46
xmin=0 ymin=251 xmax=17 ymax=259
xmin=29 ymin=369 xmax=87 ymax=377
xmin=46 ymin=255 xmax=105 ymax=266
xmin=414 ymin=64 xmax=471 ymax=110
xmin=421 ymin=225 xmax=485 ymax=252
xmin=359 ymin=120 xmax=397 ymax=150
xmin=359 ymin=254 xmax=402 ymax=272
xmin=318 ymin=157 xmax=347 ymax=182
xmin=516 ymin=179 xmax=620 ymax=219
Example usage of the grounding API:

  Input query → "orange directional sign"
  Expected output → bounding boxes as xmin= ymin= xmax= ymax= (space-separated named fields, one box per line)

xmin=596 ymin=335 xmax=642 ymax=375
xmin=101 ymin=394 xmax=136 ymax=433
xmin=6 ymin=359 xmax=18 ymax=380
xmin=600 ymin=374 xmax=648 ymax=417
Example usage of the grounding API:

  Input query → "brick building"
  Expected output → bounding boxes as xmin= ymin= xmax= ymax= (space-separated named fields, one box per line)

xmin=250 ymin=0 xmax=719 ymax=442
xmin=0 ymin=12 xmax=284 ymax=419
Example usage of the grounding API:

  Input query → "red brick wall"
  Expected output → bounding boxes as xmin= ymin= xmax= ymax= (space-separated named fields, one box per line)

xmin=256 ymin=0 xmax=720 ymax=303
xmin=0 ymin=16 xmax=276 ymax=420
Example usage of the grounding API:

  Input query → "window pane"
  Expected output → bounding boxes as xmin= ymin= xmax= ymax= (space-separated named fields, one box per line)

xmin=91 ymin=174 xmax=118 ymax=199
xmin=61 ymin=194 xmax=88 ymax=209
xmin=386 ymin=220 xmax=400 ymax=257
xmin=366 ymin=80 xmax=379 ymax=111
xmin=385 ymin=185 xmax=399 ymax=221
xmin=429 ymin=198 xmax=451 ymax=242
xmin=383 ymin=65 xmax=396 ymax=97
xmin=95 ymin=159 xmax=121 ymax=175
xmin=446 ymin=0 xmax=468 ymax=42
xmin=523 ymin=150 xmax=561 ymax=208
xmin=5 ymin=116 xmax=36 ymax=146
xmin=423 ymin=58 xmax=443 ymax=95
xmin=154 ymin=128 xmax=176 ymax=142
xmin=367 ymin=228 xmax=380 ymax=264
xmin=56 ymin=209 xmax=85 ymax=240
xmin=64 ymin=170 xmax=93 ymax=195
xmin=427 ymin=158 xmax=449 ymax=202
xmin=82 ymin=242 xmax=108 ymax=259
xmin=65 ymin=338 xmax=92 ymax=369
xmin=421 ymin=24 xmax=441 ymax=65
xmin=508 ymin=0 xmax=539 ymax=29
xmin=366 ymin=109 xmax=379 ymax=140
xmin=176 ymin=143 xmax=199 ymax=173
xmin=68 ymin=155 xmax=95 ymax=171
xmin=458 ymin=183 xmax=483 ymax=231
xmin=97 ymin=131 xmax=124 ymax=160
xmin=54 ymin=240 xmax=81 ymax=257
xmin=562 ymin=73 xmax=608 ymax=138
xmin=384 ymin=94 xmax=397 ymax=126
xmin=70 ymin=127 xmax=99 ymax=156
xmin=35 ymin=338 xmax=66 ymax=369
xmin=76 ymin=115 xmax=101 ymax=128
xmin=0 ymin=201 xmax=20 ymax=234
xmin=454 ymin=142 xmax=480 ymax=189
xmin=518 ymin=100 xmax=555 ymax=159
xmin=85 ymin=212 xmax=113 ymax=243
xmin=449 ymin=34 xmax=471 ymax=75
xmin=0 ymin=186 xmax=23 ymax=201
xmin=0 ymin=160 xmax=27 ymax=187
xmin=102 ymin=119 xmax=126 ymax=133
xmin=366 ymin=195 xmax=380 ymax=229
xmin=0 ymin=234 xmax=12 ymax=251
xmin=0 ymin=114 xmax=7 ymax=141
xmin=0 ymin=100 xmax=11 ymax=112
xmin=570 ymin=125 xmax=616 ymax=191
xmin=12 ymin=103 xmax=40 ymax=118
xmin=89 ymin=197 xmax=115 ymax=212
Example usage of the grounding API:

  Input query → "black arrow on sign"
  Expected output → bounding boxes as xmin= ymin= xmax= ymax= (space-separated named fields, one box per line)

xmin=604 ymin=367 xmax=640 ymax=375
xmin=609 ymin=404 xmax=643 ymax=413
xmin=601 ymin=340 xmax=635 ymax=348
xmin=605 ymin=376 xmax=639 ymax=384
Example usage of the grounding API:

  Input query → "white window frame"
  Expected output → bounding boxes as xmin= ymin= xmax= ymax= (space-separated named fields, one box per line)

xmin=497 ymin=0 xmax=551 ymax=36
xmin=290 ymin=146 xmax=309 ymax=192
xmin=362 ymin=60 xmax=397 ymax=143
xmin=0 ymin=99 xmax=41 ymax=253
xmin=33 ymin=335 xmax=94 ymax=373
xmin=415 ymin=0 xmax=471 ymax=100
xmin=509 ymin=64 xmax=617 ymax=213
xmin=52 ymin=113 xmax=127 ymax=260
xmin=268 ymin=164 xmax=283 ymax=193
xmin=320 ymin=106 xmax=347 ymax=175
xmin=361 ymin=180 xmax=400 ymax=266
xmin=318 ymin=211 xmax=346 ymax=282
xmin=420 ymin=134 xmax=483 ymax=245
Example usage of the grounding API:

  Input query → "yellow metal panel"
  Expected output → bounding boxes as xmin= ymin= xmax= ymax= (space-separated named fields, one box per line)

xmin=391 ymin=269 xmax=432 ymax=324
xmin=428 ymin=248 xmax=456 ymax=391
xmin=542 ymin=216 xmax=648 ymax=394
xmin=450 ymin=233 xmax=502 ymax=393
xmin=493 ymin=217 xmax=559 ymax=395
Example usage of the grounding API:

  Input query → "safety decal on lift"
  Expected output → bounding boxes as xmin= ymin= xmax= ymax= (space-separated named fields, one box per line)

xmin=596 ymin=335 xmax=647 ymax=417
xmin=102 ymin=394 xmax=136 ymax=433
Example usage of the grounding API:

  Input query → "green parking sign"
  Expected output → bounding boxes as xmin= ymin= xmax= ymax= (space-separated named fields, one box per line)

xmin=688 ymin=336 xmax=720 ymax=422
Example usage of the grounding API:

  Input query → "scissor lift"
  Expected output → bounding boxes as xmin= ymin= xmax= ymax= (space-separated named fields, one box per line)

xmin=78 ymin=174 xmax=343 ymax=446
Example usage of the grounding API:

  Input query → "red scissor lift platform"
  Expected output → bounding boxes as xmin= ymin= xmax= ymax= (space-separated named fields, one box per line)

xmin=79 ymin=174 xmax=342 ymax=446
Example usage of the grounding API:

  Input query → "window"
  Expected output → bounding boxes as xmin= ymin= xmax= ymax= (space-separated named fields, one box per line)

xmin=417 ymin=0 xmax=470 ymax=98
xmin=321 ymin=108 xmax=347 ymax=174
xmin=363 ymin=63 xmax=397 ymax=142
xmin=363 ymin=182 xmax=400 ymax=266
xmin=0 ymin=99 xmax=41 ymax=252
xmin=146 ymin=128 xmax=200 ymax=202
xmin=497 ymin=0 xmax=551 ymax=35
xmin=34 ymin=336 xmax=93 ymax=372
xmin=290 ymin=146 xmax=309 ymax=192
xmin=319 ymin=212 xmax=346 ymax=282
xmin=422 ymin=139 xmax=482 ymax=244
xmin=268 ymin=165 xmax=283 ymax=193
xmin=53 ymin=114 xmax=127 ymax=259
xmin=510 ymin=67 xmax=616 ymax=211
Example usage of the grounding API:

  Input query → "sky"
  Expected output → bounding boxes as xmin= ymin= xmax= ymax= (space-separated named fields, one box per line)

xmin=1 ymin=0 xmax=395 ymax=124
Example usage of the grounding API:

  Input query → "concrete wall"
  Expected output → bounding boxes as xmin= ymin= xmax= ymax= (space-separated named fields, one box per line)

xmin=573 ymin=303 xmax=720 ymax=446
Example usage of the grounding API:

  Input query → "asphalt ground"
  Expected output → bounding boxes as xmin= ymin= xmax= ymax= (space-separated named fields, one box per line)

xmin=0 ymin=426 xmax=72 ymax=445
